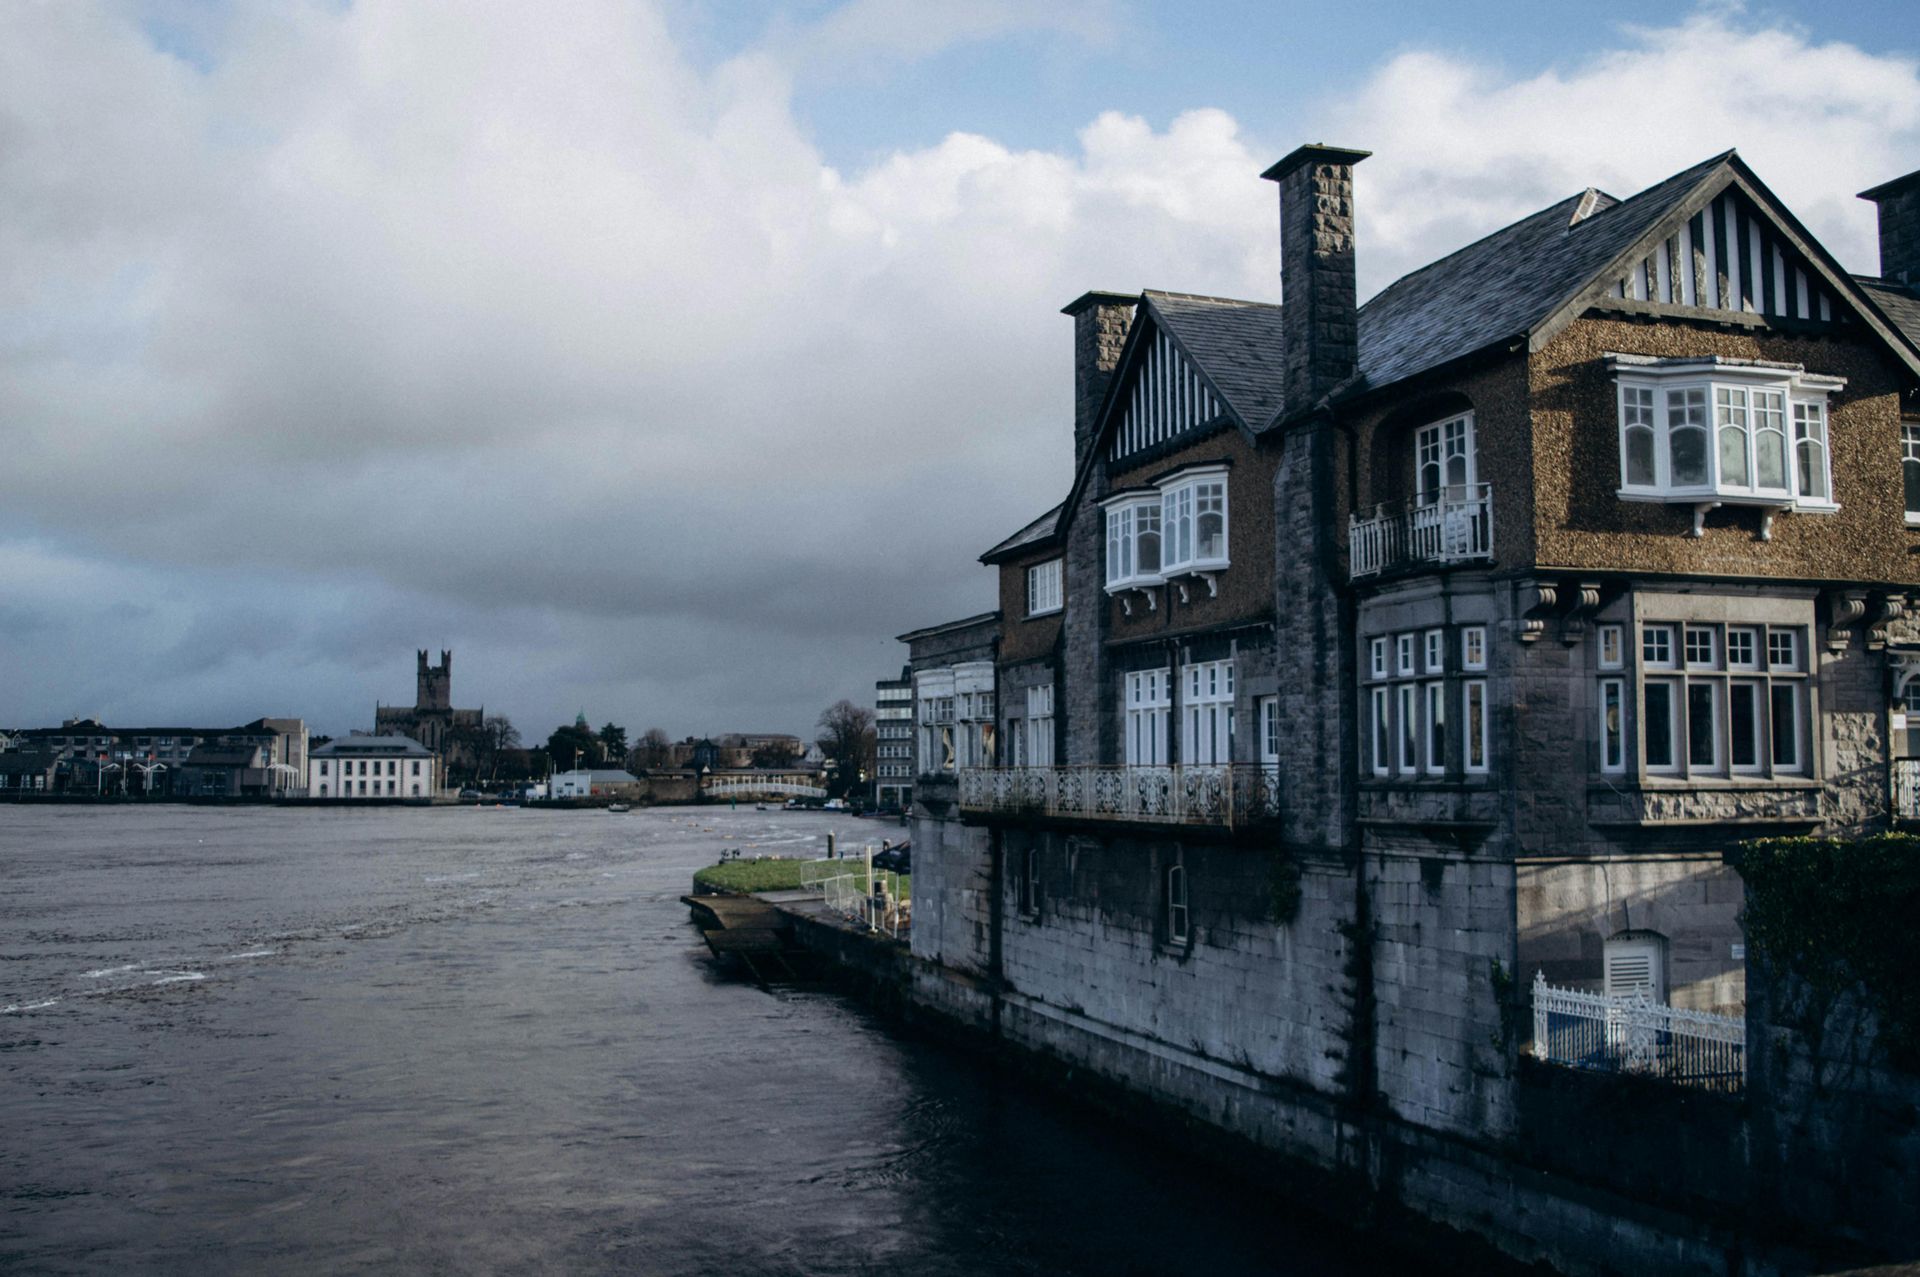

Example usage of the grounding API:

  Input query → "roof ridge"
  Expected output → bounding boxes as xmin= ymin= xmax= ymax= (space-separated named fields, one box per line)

xmin=1143 ymin=289 xmax=1277 ymax=309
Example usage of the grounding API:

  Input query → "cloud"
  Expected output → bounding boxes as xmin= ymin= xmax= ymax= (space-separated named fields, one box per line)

xmin=0 ymin=2 xmax=1916 ymax=738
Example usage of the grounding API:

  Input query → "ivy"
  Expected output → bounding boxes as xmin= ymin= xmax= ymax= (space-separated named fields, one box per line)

xmin=1266 ymin=849 xmax=1302 ymax=925
xmin=1737 ymin=834 xmax=1920 ymax=1071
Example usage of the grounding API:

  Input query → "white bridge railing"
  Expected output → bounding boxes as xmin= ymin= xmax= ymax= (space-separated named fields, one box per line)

xmin=957 ymin=765 xmax=1281 ymax=830
xmin=1349 ymin=483 xmax=1493 ymax=579
xmin=1531 ymin=972 xmax=1745 ymax=1093
xmin=702 ymin=778 xmax=827 ymax=799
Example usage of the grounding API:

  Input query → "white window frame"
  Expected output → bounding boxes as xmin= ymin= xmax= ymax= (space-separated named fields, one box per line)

xmin=1642 ymin=625 xmax=1676 ymax=669
xmin=1611 ymin=356 xmax=1842 ymax=512
xmin=1598 ymin=624 xmax=1624 ymax=670
xmin=1369 ymin=686 xmax=1389 ymax=777
xmin=1025 ymin=683 xmax=1055 ymax=768
xmin=1102 ymin=494 xmax=1164 ymax=592
xmin=1643 ymin=680 xmax=1680 ymax=773
xmin=1397 ymin=683 xmax=1418 ymax=774
xmin=1370 ymin=637 xmax=1388 ymax=680
xmin=1424 ymin=629 xmax=1445 ymax=674
xmin=1424 ymin=682 xmax=1446 ymax=775
xmin=1026 ymin=558 xmax=1063 ymax=617
xmin=1166 ymin=863 xmax=1189 ymax=944
xmin=1396 ymin=634 xmax=1415 ymax=677
xmin=1125 ymin=668 xmax=1170 ymax=766
xmin=1158 ymin=466 xmax=1230 ymax=577
xmin=1258 ymin=695 xmax=1280 ymax=767
xmin=1415 ymin=413 xmax=1477 ymax=503
xmin=1463 ymin=679 xmax=1489 ymax=774
xmin=1184 ymin=660 xmax=1235 ymax=766
xmin=1903 ymin=421 xmax=1920 ymax=526
xmin=1461 ymin=626 xmax=1487 ymax=672
xmin=1599 ymin=678 xmax=1626 ymax=773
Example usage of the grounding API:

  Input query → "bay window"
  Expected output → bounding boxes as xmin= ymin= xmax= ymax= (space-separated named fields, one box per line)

xmin=1103 ymin=494 xmax=1163 ymax=591
xmin=1160 ymin=467 xmax=1229 ymax=576
xmin=1610 ymin=355 xmax=1843 ymax=520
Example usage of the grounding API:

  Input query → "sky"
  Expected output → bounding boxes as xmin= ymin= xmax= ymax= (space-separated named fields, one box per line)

xmin=3 ymin=0 xmax=1918 ymax=742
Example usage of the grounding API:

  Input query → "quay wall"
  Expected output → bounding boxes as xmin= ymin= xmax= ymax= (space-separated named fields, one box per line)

xmin=771 ymin=803 xmax=1919 ymax=1277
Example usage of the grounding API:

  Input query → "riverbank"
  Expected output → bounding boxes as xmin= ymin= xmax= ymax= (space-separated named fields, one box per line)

xmin=695 ymin=884 xmax=1536 ymax=1277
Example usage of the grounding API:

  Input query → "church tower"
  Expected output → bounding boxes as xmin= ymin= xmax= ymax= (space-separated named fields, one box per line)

xmin=417 ymin=649 xmax=453 ymax=711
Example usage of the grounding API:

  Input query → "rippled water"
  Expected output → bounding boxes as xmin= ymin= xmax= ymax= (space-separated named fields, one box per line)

xmin=2 ymin=806 xmax=1393 ymax=1275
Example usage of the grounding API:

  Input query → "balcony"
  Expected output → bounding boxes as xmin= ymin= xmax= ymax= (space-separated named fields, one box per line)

xmin=957 ymin=764 xmax=1281 ymax=831
xmin=1349 ymin=484 xmax=1493 ymax=579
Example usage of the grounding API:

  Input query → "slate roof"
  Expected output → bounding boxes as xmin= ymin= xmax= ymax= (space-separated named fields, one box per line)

xmin=1352 ymin=152 xmax=1732 ymax=397
xmin=1146 ymin=291 xmax=1290 ymax=430
xmin=312 ymin=735 xmax=435 ymax=757
xmin=1859 ymin=277 xmax=1920 ymax=351
xmin=980 ymin=504 xmax=1062 ymax=563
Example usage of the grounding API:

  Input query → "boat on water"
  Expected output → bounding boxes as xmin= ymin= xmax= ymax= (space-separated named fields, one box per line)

xmin=607 ymin=802 xmax=630 ymax=813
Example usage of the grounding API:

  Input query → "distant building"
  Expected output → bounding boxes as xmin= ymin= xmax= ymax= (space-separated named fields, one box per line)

xmin=2 ymin=716 xmax=306 ymax=795
xmin=668 ymin=733 xmax=807 ymax=770
xmin=0 ymin=749 xmax=58 ymax=793
xmin=375 ymin=650 xmax=483 ymax=769
xmin=309 ymin=734 xmax=438 ymax=799
xmin=873 ymin=666 xmax=913 ymax=808
xmin=552 ymin=768 xmax=641 ymax=798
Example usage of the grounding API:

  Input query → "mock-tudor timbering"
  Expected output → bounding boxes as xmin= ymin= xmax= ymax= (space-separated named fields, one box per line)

xmin=903 ymin=145 xmax=1920 ymax=1272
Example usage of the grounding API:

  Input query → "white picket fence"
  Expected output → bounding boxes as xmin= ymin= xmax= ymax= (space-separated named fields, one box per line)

xmin=1531 ymin=971 xmax=1745 ymax=1092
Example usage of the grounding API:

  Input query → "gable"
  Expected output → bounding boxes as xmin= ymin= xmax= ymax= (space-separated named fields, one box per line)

xmin=1108 ymin=318 xmax=1231 ymax=464
xmin=1599 ymin=185 xmax=1848 ymax=324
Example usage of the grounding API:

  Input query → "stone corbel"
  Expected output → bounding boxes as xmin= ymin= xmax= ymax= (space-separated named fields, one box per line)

xmin=1689 ymin=502 xmax=1720 ymax=538
xmin=1826 ymin=589 xmax=1869 ymax=652
xmin=1118 ymin=588 xmax=1158 ymax=617
xmin=1560 ymin=580 xmax=1604 ymax=646
xmin=1867 ymin=593 xmax=1908 ymax=651
xmin=1518 ymin=580 xmax=1558 ymax=644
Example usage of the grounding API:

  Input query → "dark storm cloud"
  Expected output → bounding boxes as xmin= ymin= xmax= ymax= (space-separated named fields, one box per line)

xmin=2 ymin=2 xmax=1911 ymax=740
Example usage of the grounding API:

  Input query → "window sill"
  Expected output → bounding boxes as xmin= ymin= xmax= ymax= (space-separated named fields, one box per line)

xmin=1024 ymin=607 xmax=1063 ymax=619
xmin=1597 ymin=775 xmax=1819 ymax=791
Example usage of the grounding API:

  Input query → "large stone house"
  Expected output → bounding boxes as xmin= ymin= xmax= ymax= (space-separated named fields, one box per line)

xmin=905 ymin=146 xmax=1920 ymax=1271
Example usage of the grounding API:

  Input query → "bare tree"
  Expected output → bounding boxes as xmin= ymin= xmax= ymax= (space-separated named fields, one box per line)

xmin=629 ymin=727 xmax=673 ymax=772
xmin=815 ymin=700 xmax=876 ymax=798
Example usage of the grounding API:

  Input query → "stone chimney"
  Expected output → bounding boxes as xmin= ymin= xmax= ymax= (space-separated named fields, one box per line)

xmin=1262 ymin=144 xmax=1370 ymax=410
xmin=1860 ymin=168 xmax=1920 ymax=287
xmin=1062 ymin=291 xmax=1137 ymax=469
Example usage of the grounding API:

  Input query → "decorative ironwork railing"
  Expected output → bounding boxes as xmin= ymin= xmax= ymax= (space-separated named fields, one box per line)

xmin=1894 ymin=758 xmax=1920 ymax=820
xmin=1531 ymin=972 xmax=1745 ymax=1094
xmin=1349 ymin=484 xmax=1494 ymax=579
xmin=957 ymin=765 xmax=1282 ymax=830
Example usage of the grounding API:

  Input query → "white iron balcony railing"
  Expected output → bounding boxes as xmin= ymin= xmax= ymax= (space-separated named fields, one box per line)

xmin=1894 ymin=759 xmax=1920 ymax=820
xmin=957 ymin=764 xmax=1281 ymax=830
xmin=1531 ymin=972 xmax=1745 ymax=1094
xmin=1349 ymin=483 xmax=1494 ymax=579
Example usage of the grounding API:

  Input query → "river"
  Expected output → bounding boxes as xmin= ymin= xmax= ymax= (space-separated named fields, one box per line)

xmin=1 ymin=805 xmax=1402 ymax=1275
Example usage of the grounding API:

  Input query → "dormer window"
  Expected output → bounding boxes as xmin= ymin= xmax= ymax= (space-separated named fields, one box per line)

xmin=1610 ymin=355 xmax=1842 ymax=534
xmin=1159 ymin=466 xmax=1229 ymax=576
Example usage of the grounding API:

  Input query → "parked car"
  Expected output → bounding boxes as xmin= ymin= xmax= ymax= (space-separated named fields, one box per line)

xmin=823 ymin=798 xmax=848 ymax=811
xmin=458 ymin=788 xmax=482 ymax=801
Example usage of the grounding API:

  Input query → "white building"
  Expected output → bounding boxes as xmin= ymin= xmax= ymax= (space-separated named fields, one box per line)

xmin=309 ymin=734 xmax=438 ymax=799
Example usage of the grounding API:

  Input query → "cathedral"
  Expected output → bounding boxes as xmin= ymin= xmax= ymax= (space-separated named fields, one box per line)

xmin=375 ymin=650 xmax=483 ymax=767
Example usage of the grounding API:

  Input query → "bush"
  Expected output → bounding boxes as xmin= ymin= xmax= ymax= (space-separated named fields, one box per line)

xmin=1738 ymin=834 xmax=1920 ymax=1069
